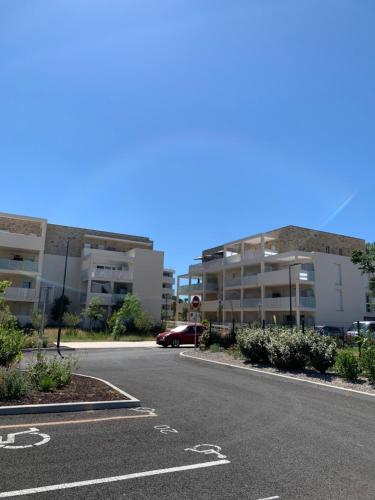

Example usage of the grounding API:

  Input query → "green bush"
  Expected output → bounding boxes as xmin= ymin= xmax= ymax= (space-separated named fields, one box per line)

xmin=199 ymin=329 xmax=235 ymax=350
xmin=134 ymin=312 xmax=153 ymax=334
xmin=39 ymin=375 xmax=56 ymax=392
xmin=359 ymin=348 xmax=375 ymax=383
xmin=267 ymin=330 xmax=309 ymax=370
xmin=22 ymin=335 xmax=38 ymax=349
xmin=0 ymin=368 xmax=30 ymax=400
xmin=237 ymin=327 xmax=270 ymax=363
xmin=209 ymin=343 xmax=221 ymax=353
xmin=335 ymin=350 xmax=359 ymax=380
xmin=307 ymin=333 xmax=337 ymax=373
xmin=0 ymin=324 xmax=24 ymax=367
xmin=28 ymin=354 xmax=77 ymax=390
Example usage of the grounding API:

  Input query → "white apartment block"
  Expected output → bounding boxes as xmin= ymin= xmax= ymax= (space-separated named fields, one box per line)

xmin=177 ymin=226 xmax=373 ymax=329
xmin=161 ymin=268 xmax=175 ymax=320
xmin=0 ymin=212 xmax=168 ymax=325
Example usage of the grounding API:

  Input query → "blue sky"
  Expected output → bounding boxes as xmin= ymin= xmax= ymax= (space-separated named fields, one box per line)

xmin=1 ymin=0 xmax=374 ymax=276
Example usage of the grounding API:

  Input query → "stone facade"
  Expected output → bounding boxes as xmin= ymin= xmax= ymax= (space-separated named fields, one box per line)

xmin=267 ymin=226 xmax=365 ymax=257
xmin=45 ymin=224 xmax=153 ymax=257
xmin=0 ymin=216 xmax=43 ymax=237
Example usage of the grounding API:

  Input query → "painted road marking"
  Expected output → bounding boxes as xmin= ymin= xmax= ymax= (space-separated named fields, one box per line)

xmin=0 ymin=460 xmax=231 ymax=498
xmin=257 ymin=497 xmax=280 ymax=500
xmin=184 ymin=444 xmax=227 ymax=459
xmin=130 ymin=407 xmax=156 ymax=415
xmin=0 ymin=428 xmax=50 ymax=450
xmin=0 ymin=414 xmax=156 ymax=431
xmin=153 ymin=425 xmax=178 ymax=434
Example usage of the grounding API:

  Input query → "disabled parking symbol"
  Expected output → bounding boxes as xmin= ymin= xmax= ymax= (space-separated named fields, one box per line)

xmin=0 ymin=428 xmax=50 ymax=450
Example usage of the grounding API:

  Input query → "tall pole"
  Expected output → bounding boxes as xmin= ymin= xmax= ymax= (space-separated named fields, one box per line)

xmin=289 ymin=265 xmax=292 ymax=328
xmin=56 ymin=239 xmax=70 ymax=357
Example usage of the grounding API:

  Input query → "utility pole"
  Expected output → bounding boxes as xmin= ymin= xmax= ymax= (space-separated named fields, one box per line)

xmin=56 ymin=239 xmax=70 ymax=357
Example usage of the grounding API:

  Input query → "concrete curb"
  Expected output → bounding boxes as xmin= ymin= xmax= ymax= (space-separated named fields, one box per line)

xmin=180 ymin=351 xmax=375 ymax=401
xmin=0 ymin=373 xmax=140 ymax=415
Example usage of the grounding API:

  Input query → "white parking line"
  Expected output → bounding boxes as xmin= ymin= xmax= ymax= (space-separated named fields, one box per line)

xmin=0 ymin=460 xmax=231 ymax=498
xmin=257 ymin=496 xmax=280 ymax=500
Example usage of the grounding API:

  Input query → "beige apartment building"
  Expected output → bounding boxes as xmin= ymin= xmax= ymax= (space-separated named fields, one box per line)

xmin=161 ymin=268 xmax=175 ymax=320
xmin=0 ymin=212 xmax=168 ymax=325
xmin=177 ymin=226 xmax=372 ymax=329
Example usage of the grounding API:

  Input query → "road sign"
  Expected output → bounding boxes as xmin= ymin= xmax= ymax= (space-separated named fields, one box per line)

xmin=191 ymin=295 xmax=201 ymax=309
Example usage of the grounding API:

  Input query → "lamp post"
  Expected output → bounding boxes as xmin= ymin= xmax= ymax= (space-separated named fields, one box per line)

xmin=288 ymin=262 xmax=300 ymax=329
xmin=56 ymin=238 xmax=70 ymax=357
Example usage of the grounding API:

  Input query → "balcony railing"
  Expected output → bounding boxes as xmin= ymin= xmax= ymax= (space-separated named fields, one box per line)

xmin=225 ymin=277 xmax=242 ymax=287
xmin=4 ymin=287 xmax=37 ymax=301
xmin=242 ymin=298 xmax=261 ymax=308
xmin=84 ymin=292 xmax=127 ymax=306
xmin=91 ymin=268 xmax=133 ymax=281
xmin=206 ymin=282 xmax=219 ymax=291
xmin=0 ymin=258 xmax=39 ymax=273
xmin=223 ymin=299 xmax=241 ymax=309
xmin=179 ymin=283 xmax=203 ymax=294
xmin=263 ymin=297 xmax=296 ymax=309
xmin=300 ymin=296 xmax=316 ymax=308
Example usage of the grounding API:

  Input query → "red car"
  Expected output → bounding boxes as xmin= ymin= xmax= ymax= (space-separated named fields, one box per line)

xmin=156 ymin=324 xmax=204 ymax=348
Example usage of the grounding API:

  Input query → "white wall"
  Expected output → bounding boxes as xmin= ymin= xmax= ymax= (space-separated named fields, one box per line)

xmin=132 ymin=248 xmax=164 ymax=321
xmin=314 ymin=253 xmax=367 ymax=328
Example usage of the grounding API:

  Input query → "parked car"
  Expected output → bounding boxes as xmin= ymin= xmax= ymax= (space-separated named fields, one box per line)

xmin=313 ymin=325 xmax=343 ymax=337
xmin=346 ymin=321 xmax=375 ymax=340
xmin=156 ymin=324 xmax=204 ymax=348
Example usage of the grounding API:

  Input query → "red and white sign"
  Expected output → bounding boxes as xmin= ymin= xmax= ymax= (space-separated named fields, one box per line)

xmin=191 ymin=295 xmax=201 ymax=309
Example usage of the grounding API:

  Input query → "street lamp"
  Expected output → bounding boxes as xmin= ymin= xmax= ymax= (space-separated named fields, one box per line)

xmin=288 ymin=262 xmax=300 ymax=328
xmin=56 ymin=238 xmax=70 ymax=357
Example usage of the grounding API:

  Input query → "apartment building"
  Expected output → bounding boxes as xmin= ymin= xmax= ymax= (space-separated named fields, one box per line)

xmin=161 ymin=268 xmax=175 ymax=320
xmin=177 ymin=226 xmax=372 ymax=329
xmin=0 ymin=212 xmax=166 ymax=324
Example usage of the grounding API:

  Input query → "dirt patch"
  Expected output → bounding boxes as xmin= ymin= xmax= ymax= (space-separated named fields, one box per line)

xmin=187 ymin=350 xmax=375 ymax=395
xmin=0 ymin=375 xmax=128 ymax=406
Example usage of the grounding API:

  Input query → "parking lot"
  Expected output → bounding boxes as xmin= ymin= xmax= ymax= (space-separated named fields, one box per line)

xmin=0 ymin=347 xmax=374 ymax=499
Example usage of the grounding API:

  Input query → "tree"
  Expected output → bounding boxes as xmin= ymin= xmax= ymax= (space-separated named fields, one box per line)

xmin=0 ymin=280 xmax=16 ymax=328
xmin=135 ymin=312 xmax=153 ymax=334
xmin=108 ymin=293 xmax=143 ymax=338
xmin=352 ymin=243 xmax=375 ymax=295
xmin=51 ymin=295 xmax=71 ymax=322
xmin=31 ymin=311 xmax=47 ymax=333
xmin=83 ymin=297 xmax=106 ymax=330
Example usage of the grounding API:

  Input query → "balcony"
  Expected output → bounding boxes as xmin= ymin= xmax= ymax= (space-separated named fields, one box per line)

xmin=225 ymin=277 xmax=242 ymax=287
xmin=259 ymin=268 xmax=315 ymax=286
xmin=4 ymin=287 xmax=37 ymax=301
xmin=206 ymin=282 xmax=219 ymax=292
xmin=223 ymin=299 xmax=241 ymax=309
xmin=242 ymin=298 xmax=261 ymax=308
xmin=179 ymin=283 xmax=203 ymax=294
xmin=0 ymin=231 xmax=43 ymax=251
xmin=0 ymin=258 xmax=39 ymax=273
xmin=300 ymin=296 xmax=316 ymax=308
xmin=201 ymin=300 xmax=220 ymax=312
xmin=88 ymin=268 xmax=133 ymax=281
xmin=263 ymin=297 xmax=297 ymax=309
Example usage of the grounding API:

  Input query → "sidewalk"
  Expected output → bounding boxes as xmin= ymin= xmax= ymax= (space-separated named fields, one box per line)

xmin=60 ymin=341 xmax=156 ymax=349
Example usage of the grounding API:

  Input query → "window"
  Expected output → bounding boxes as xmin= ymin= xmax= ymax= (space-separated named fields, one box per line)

xmin=336 ymin=289 xmax=343 ymax=311
xmin=326 ymin=246 xmax=330 ymax=254
xmin=339 ymin=248 xmax=343 ymax=256
xmin=22 ymin=280 xmax=31 ymax=289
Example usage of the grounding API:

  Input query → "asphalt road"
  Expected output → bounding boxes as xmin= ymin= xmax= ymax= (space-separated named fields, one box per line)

xmin=0 ymin=347 xmax=374 ymax=499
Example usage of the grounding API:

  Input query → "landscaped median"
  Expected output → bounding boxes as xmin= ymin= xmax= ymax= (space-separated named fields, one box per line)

xmin=183 ymin=326 xmax=375 ymax=397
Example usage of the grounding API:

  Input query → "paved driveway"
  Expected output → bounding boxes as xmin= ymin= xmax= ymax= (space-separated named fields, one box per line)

xmin=0 ymin=347 xmax=374 ymax=499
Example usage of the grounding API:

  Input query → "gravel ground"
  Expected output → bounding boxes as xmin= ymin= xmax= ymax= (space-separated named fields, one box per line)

xmin=188 ymin=349 xmax=375 ymax=395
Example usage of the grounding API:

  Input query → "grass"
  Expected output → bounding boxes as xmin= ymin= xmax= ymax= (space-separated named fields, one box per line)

xmin=43 ymin=328 xmax=155 ymax=343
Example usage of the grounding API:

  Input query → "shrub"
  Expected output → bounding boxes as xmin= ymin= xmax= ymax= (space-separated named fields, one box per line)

xmin=28 ymin=354 xmax=78 ymax=390
xmin=209 ymin=343 xmax=221 ymax=353
xmin=63 ymin=312 xmax=81 ymax=335
xmin=0 ymin=324 xmax=24 ymax=367
xmin=22 ymin=336 xmax=38 ymax=349
xmin=39 ymin=375 xmax=56 ymax=392
xmin=237 ymin=327 xmax=270 ymax=363
xmin=335 ymin=350 xmax=359 ymax=380
xmin=267 ymin=330 xmax=309 ymax=370
xmin=307 ymin=333 xmax=337 ymax=373
xmin=199 ymin=329 xmax=235 ymax=350
xmin=0 ymin=368 xmax=30 ymax=400
xmin=359 ymin=348 xmax=375 ymax=383
xmin=150 ymin=322 xmax=166 ymax=335
xmin=134 ymin=312 xmax=153 ymax=334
